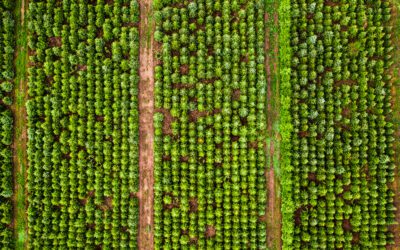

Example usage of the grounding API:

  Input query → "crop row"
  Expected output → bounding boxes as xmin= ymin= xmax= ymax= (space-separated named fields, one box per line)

xmin=282 ymin=0 xmax=396 ymax=249
xmin=27 ymin=0 xmax=139 ymax=248
xmin=153 ymin=0 xmax=268 ymax=249
xmin=0 ymin=0 xmax=15 ymax=249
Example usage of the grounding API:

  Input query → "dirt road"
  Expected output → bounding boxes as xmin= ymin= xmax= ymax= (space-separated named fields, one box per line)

xmin=138 ymin=0 xmax=155 ymax=249
xmin=265 ymin=2 xmax=282 ymax=249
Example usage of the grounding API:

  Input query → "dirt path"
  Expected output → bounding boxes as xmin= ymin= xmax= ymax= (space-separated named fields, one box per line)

xmin=266 ymin=145 xmax=281 ymax=250
xmin=11 ymin=0 xmax=29 ymax=249
xmin=21 ymin=0 xmax=25 ymax=24
xmin=138 ymin=0 xmax=155 ymax=249
xmin=265 ymin=2 xmax=282 ymax=249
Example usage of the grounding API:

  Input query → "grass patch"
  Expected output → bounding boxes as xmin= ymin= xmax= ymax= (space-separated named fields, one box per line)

xmin=12 ymin=0 xmax=29 ymax=249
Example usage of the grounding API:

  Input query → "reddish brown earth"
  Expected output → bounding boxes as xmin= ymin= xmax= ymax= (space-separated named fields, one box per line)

xmin=189 ymin=110 xmax=209 ymax=122
xmin=189 ymin=198 xmax=198 ymax=213
xmin=352 ymin=232 xmax=360 ymax=245
xmin=138 ymin=0 xmax=155 ymax=248
xmin=155 ymin=108 xmax=173 ymax=135
xmin=205 ymin=226 xmax=216 ymax=238
xmin=342 ymin=219 xmax=352 ymax=231
xmin=48 ymin=37 xmax=62 ymax=47
xmin=325 ymin=0 xmax=340 ymax=7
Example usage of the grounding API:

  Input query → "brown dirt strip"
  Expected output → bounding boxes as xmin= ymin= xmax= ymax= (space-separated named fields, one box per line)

xmin=265 ymin=5 xmax=282 ymax=250
xmin=266 ymin=147 xmax=281 ymax=250
xmin=138 ymin=0 xmax=155 ymax=249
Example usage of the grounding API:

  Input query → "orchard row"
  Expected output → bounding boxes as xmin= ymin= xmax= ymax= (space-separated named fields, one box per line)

xmin=0 ymin=0 xmax=15 ymax=248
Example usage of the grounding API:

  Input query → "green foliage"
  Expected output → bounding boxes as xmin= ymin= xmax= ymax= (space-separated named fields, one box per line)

xmin=279 ymin=0 xmax=293 ymax=248
xmin=0 ymin=2 xmax=15 ymax=249
xmin=283 ymin=0 xmax=396 ymax=249
xmin=154 ymin=0 xmax=268 ymax=248
xmin=27 ymin=0 xmax=140 ymax=248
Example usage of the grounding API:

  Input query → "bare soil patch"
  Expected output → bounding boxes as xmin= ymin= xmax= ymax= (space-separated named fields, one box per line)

xmin=77 ymin=65 xmax=87 ymax=71
xmin=189 ymin=110 xmax=208 ymax=122
xmin=180 ymin=65 xmax=189 ymax=75
xmin=48 ymin=37 xmax=62 ymax=47
xmin=308 ymin=173 xmax=317 ymax=182
xmin=189 ymin=198 xmax=198 ymax=213
xmin=205 ymin=226 xmax=216 ymax=238
xmin=334 ymin=79 xmax=356 ymax=87
xmin=188 ymin=109 xmax=220 ymax=123
xmin=294 ymin=205 xmax=312 ymax=226
xmin=298 ymin=131 xmax=309 ymax=138
xmin=325 ymin=0 xmax=340 ymax=7
xmin=342 ymin=219 xmax=352 ymax=231
xmin=232 ymin=89 xmax=241 ymax=100
xmin=155 ymin=108 xmax=173 ymax=135
xmin=172 ymin=83 xmax=194 ymax=89
xmin=352 ymin=232 xmax=360 ymax=244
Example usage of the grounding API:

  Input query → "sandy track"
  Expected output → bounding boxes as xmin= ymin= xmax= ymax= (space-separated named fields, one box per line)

xmin=138 ymin=0 xmax=155 ymax=249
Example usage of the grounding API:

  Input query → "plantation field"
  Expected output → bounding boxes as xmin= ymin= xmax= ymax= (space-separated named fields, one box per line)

xmin=153 ymin=0 xmax=268 ymax=248
xmin=26 ymin=0 xmax=140 ymax=248
xmin=0 ymin=0 xmax=399 ymax=250
xmin=282 ymin=0 xmax=398 ymax=249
